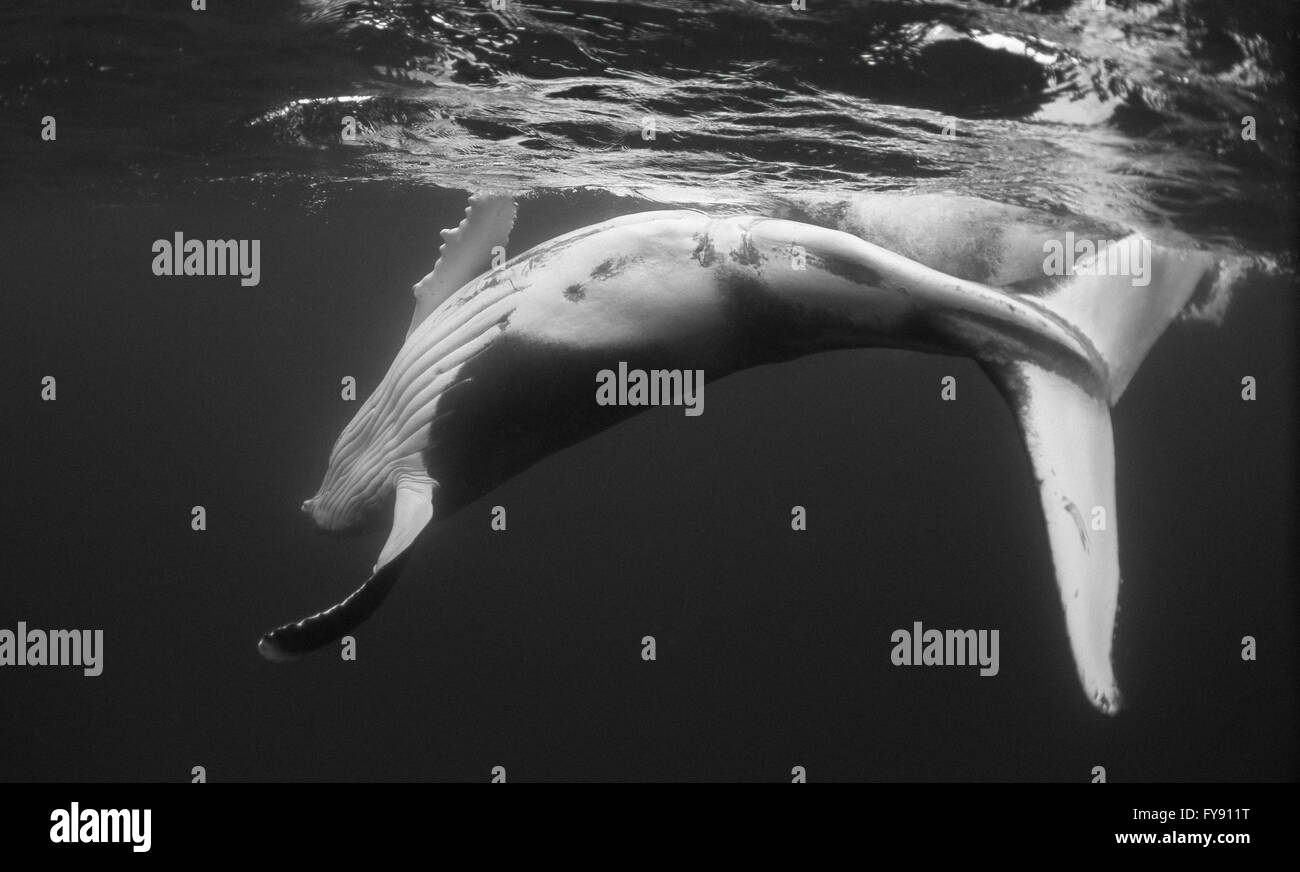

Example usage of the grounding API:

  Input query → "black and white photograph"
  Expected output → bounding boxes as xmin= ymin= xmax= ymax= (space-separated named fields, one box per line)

xmin=0 ymin=0 xmax=1295 ymax=842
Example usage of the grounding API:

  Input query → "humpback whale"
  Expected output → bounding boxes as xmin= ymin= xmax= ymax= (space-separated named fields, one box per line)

xmin=259 ymin=193 xmax=1216 ymax=714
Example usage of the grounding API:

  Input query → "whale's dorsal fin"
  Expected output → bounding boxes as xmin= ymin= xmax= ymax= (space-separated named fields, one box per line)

xmin=408 ymin=193 xmax=516 ymax=337
xmin=258 ymin=471 xmax=437 ymax=660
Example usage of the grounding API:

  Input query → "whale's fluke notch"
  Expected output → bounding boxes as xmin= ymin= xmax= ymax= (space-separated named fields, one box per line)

xmin=408 ymin=192 xmax=517 ymax=337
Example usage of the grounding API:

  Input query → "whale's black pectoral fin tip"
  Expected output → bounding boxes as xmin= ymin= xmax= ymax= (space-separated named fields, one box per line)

xmin=258 ymin=548 xmax=413 ymax=661
xmin=986 ymin=360 xmax=1122 ymax=714
xmin=259 ymin=473 xmax=437 ymax=661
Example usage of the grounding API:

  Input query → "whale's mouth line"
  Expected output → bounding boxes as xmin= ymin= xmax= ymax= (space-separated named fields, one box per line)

xmin=301 ymin=494 xmax=362 ymax=538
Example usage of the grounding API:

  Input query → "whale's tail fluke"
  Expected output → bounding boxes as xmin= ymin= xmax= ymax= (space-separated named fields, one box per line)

xmin=984 ymin=361 xmax=1123 ymax=712
xmin=988 ymin=237 xmax=1216 ymax=713
xmin=1029 ymin=235 xmax=1216 ymax=403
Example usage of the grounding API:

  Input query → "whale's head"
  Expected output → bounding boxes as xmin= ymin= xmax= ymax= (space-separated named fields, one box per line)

xmin=300 ymin=403 xmax=398 ymax=535
xmin=301 ymin=473 xmax=388 ymax=536
xmin=300 ymin=490 xmax=378 ymax=535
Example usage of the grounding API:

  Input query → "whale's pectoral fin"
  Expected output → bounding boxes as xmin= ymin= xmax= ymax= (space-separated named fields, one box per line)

xmin=374 ymin=472 xmax=437 ymax=572
xmin=408 ymin=192 xmax=517 ymax=337
xmin=987 ymin=361 xmax=1122 ymax=714
xmin=258 ymin=473 xmax=437 ymax=661
xmin=257 ymin=544 xmax=414 ymax=662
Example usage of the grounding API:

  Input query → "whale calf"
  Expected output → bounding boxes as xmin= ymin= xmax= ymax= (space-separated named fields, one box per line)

xmin=259 ymin=194 xmax=1217 ymax=714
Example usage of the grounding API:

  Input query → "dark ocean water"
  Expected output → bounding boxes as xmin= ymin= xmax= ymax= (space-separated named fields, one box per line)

xmin=1 ymin=0 xmax=1296 ymax=781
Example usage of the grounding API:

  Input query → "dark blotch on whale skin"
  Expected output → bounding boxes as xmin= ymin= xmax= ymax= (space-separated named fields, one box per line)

xmin=729 ymin=233 xmax=766 ymax=268
xmin=1063 ymin=497 xmax=1091 ymax=553
xmin=563 ymin=257 xmax=641 ymax=301
xmin=692 ymin=232 xmax=718 ymax=267
xmin=589 ymin=255 xmax=639 ymax=281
